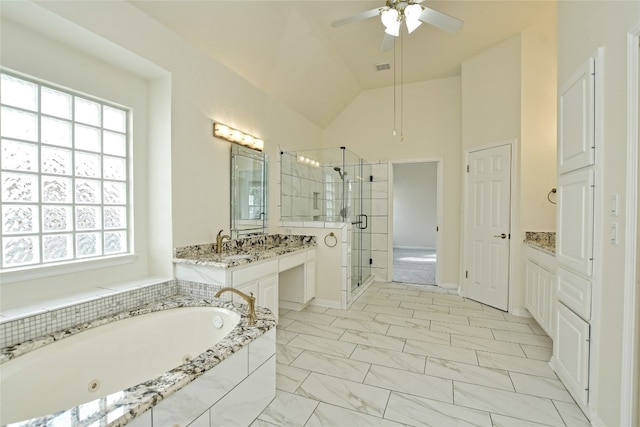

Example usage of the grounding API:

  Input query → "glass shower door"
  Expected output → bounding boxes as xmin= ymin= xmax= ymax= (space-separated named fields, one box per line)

xmin=349 ymin=156 xmax=372 ymax=293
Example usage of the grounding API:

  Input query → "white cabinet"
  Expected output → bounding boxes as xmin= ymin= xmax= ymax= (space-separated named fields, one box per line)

xmin=556 ymin=168 xmax=595 ymax=277
xmin=554 ymin=302 xmax=591 ymax=407
xmin=175 ymin=247 xmax=317 ymax=322
xmin=558 ymin=56 xmax=595 ymax=174
xmin=525 ymin=246 xmax=556 ymax=338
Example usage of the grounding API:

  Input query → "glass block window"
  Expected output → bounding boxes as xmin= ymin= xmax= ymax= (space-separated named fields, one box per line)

xmin=0 ymin=71 xmax=130 ymax=269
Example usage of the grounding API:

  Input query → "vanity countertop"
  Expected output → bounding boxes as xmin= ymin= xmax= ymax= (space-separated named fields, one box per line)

xmin=524 ymin=231 xmax=556 ymax=254
xmin=173 ymin=234 xmax=317 ymax=268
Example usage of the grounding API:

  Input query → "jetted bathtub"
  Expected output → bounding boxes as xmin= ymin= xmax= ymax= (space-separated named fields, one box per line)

xmin=0 ymin=298 xmax=276 ymax=426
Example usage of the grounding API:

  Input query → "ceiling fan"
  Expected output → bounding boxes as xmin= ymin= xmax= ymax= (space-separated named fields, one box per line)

xmin=331 ymin=0 xmax=463 ymax=50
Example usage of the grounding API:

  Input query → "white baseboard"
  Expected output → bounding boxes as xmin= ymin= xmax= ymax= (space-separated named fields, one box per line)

xmin=439 ymin=282 xmax=458 ymax=290
xmin=509 ymin=307 xmax=530 ymax=317
xmin=279 ymin=300 xmax=309 ymax=311
xmin=309 ymin=298 xmax=341 ymax=309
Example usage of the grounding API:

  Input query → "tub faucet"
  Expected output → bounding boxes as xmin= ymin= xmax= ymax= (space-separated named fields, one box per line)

xmin=214 ymin=287 xmax=257 ymax=326
xmin=216 ymin=230 xmax=231 ymax=254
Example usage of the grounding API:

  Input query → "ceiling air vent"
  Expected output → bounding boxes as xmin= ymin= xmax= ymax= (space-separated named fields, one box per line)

xmin=375 ymin=62 xmax=391 ymax=72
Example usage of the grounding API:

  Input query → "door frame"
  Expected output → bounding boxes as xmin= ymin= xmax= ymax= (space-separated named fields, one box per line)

xmin=389 ymin=157 xmax=444 ymax=287
xmin=621 ymin=23 xmax=640 ymax=427
xmin=461 ymin=139 xmax=518 ymax=312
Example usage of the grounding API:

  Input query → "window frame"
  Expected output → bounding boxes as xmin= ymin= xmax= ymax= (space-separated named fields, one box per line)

xmin=0 ymin=70 xmax=133 ymax=278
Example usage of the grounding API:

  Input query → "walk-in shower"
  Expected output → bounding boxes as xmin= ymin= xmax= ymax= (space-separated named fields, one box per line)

xmin=280 ymin=147 xmax=372 ymax=292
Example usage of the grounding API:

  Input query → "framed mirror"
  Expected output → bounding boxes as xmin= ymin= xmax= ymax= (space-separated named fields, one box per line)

xmin=230 ymin=144 xmax=268 ymax=238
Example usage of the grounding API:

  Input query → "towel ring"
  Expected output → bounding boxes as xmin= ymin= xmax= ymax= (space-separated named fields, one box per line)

xmin=324 ymin=232 xmax=338 ymax=248
xmin=547 ymin=188 xmax=557 ymax=205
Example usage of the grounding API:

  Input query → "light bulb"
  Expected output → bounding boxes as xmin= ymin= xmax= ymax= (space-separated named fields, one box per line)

xmin=385 ymin=20 xmax=400 ymax=37
xmin=404 ymin=4 xmax=422 ymax=34
xmin=380 ymin=8 xmax=399 ymax=28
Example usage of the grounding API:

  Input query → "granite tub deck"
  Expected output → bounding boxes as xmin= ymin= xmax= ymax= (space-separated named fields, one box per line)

xmin=173 ymin=234 xmax=317 ymax=268
xmin=1 ymin=295 xmax=276 ymax=427
xmin=525 ymin=231 xmax=556 ymax=254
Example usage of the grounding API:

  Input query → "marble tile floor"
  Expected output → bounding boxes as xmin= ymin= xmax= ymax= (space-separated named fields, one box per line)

xmin=252 ymin=282 xmax=590 ymax=427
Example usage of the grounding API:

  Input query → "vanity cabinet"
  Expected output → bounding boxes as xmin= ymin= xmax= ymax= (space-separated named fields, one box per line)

xmin=525 ymin=245 xmax=556 ymax=338
xmin=174 ymin=246 xmax=317 ymax=322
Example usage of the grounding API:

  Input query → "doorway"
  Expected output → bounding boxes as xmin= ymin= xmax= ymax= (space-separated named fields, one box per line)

xmin=391 ymin=161 xmax=440 ymax=286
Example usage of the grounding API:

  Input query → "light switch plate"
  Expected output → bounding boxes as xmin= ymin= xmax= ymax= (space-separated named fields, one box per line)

xmin=611 ymin=194 xmax=619 ymax=216
xmin=610 ymin=222 xmax=619 ymax=245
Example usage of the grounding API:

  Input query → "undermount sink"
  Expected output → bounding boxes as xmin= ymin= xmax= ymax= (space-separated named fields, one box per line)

xmin=221 ymin=254 xmax=253 ymax=261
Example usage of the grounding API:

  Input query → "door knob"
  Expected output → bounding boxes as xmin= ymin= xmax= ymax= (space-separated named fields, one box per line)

xmin=493 ymin=233 xmax=507 ymax=239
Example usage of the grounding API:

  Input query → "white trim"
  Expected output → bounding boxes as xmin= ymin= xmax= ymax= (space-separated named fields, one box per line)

xmin=0 ymin=253 xmax=137 ymax=283
xmin=621 ymin=23 xmax=640 ymax=427
xmin=389 ymin=157 xmax=444 ymax=287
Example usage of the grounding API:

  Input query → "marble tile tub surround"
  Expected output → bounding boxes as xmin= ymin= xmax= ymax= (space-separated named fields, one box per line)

xmin=173 ymin=234 xmax=317 ymax=267
xmin=1 ymin=289 xmax=276 ymax=427
xmin=525 ymin=231 xmax=556 ymax=253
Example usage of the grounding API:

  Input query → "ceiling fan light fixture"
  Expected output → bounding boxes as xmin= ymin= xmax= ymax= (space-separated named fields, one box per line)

xmin=380 ymin=8 xmax=399 ymax=29
xmin=404 ymin=4 xmax=422 ymax=33
xmin=384 ymin=21 xmax=400 ymax=37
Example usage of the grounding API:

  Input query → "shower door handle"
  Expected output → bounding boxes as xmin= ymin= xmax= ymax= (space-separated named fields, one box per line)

xmin=352 ymin=214 xmax=368 ymax=230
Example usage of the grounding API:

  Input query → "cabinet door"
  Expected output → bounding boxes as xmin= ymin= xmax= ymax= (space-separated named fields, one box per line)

xmin=305 ymin=260 xmax=316 ymax=302
xmin=537 ymin=266 xmax=551 ymax=334
xmin=557 ymin=168 xmax=595 ymax=276
xmin=258 ymin=275 xmax=278 ymax=321
xmin=234 ymin=281 xmax=259 ymax=304
xmin=558 ymin=56 xmax=595 ymax=174
xmin=525 ymin=257 xmax=538 ymax=316
xmin=554 ymin=302 xmax=590 ymax=406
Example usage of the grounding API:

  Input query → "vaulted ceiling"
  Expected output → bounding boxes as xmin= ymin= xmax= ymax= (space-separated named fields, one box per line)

xmin=129 ymin=1 xmax=555 ymax=127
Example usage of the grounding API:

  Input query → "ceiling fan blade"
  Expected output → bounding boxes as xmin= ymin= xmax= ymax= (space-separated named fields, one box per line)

xmin=419 ymin=7 xmax=464 ymax=32
xmin=380 ymin=33 xmax=395 ymax=52
xmin=331 ymin=8 xmax=381 ymax=28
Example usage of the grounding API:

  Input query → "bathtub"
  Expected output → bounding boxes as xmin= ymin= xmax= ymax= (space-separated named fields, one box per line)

xmin=0 ymin=297 xmax=276 ymax=426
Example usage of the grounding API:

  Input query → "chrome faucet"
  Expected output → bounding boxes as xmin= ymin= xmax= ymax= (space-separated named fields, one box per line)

xmin=215 ymin=229 xmax=231 ymax=254
xmin=214 ymin=287 xmax=257 ymax=326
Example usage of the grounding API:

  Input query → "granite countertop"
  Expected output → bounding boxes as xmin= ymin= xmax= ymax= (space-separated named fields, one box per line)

xmin=525 ymin=231 xmax=556 ymax=254
xmin=1 ymin=296 xmax=276 ymax=427
xmin=173 ymin=234 xmax=317 ymax=268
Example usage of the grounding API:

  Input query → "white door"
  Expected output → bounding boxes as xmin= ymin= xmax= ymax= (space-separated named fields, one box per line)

xmin=465 ymin=144 xmax=512 ymax=310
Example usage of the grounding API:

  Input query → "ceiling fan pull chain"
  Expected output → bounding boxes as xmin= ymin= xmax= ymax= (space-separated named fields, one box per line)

xmin=400 ymin=29 xmax=404 ymax=142
xmin=393 ymin=34 xmax=397 ymax=137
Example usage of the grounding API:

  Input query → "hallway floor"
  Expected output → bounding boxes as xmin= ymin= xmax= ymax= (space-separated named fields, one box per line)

xmin=392 ymin=248 xmax=437 ymax=285
xmin=253 ymin=282 xmax=590 ymax=427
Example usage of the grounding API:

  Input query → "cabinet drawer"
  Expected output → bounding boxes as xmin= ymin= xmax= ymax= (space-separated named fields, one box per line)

xmin=557 ymin=266 xmax=592 ymax=321
xmin=232 ymin=260 xmax=278 ymax=285
xmin=279 ymin=251 xmax=306 ymax=271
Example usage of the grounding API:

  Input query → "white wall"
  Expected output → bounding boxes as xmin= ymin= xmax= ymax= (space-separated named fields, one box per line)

xmin=393 ymin=163 xmax=437 ymax=249
xmin=557 ymin=2 xmax=640 ymax=425
xmin=324 ymin=77 xmax=461 ymax=287
xmin=0 ymin=1 xmax=322 ymax=310
xmin=460 ymin=18 xmax=557 ymax=314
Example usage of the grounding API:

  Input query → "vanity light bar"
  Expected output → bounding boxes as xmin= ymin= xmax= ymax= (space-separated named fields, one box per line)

xmin=214 ymin=123 xmax=264 ymax=151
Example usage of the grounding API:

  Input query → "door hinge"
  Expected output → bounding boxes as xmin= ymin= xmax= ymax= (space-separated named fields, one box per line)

xmin=465 ymin=270 xmax=469 ymax=279
xmin=369 ymin=258 xmax=373 ymax=265
xmin=436 ymin=226 xmax=439 ymax=232
xmin=466 ymin=165 xmax=469 ymax=173
xmin=370 ymin=175 xmax=373 ymax=182
xmin=508 ymin=233 xmax=511 ymax=239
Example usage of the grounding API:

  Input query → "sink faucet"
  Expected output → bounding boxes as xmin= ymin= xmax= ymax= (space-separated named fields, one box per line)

xmin=216 ymin=229 xmax=231 ymax=254
xmin=214 ymin=287 xmax=257 ymax=326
